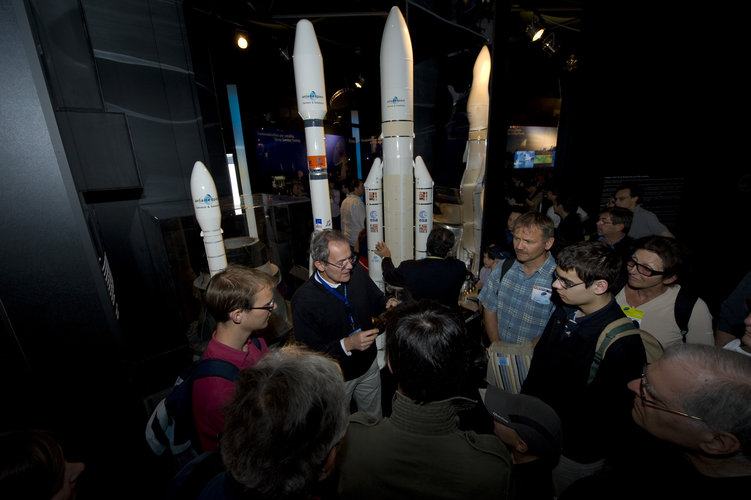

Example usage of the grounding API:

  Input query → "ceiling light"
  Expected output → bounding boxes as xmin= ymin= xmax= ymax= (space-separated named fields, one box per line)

xmin=236 ymin=31 xmax=249 ymax=50
xmin=526 ymin=18 xmax=544 ymax=42
xmin=541 ymin=33 xmax=557 ymax=56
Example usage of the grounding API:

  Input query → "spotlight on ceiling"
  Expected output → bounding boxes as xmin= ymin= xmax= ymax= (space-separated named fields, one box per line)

xmin=541 ymin=32 xmax=557 ymax=56
xmin=236 ymin=31 xmax=249 ymax=50
xmin=526 ymin=17 xmax=545 ymax=42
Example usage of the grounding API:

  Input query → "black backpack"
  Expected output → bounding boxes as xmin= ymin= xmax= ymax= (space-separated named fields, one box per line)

xmin=674 ymin=286 xmax=699 ymax=343
xmin=145 ymin=357 xmax=239 ymax=458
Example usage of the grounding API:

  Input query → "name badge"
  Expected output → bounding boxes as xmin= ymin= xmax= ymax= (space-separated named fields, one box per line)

xmin=621 ymin=305 xmax=644 ymax=327
xmin=531 ymin=286 xmax=553 ymax=304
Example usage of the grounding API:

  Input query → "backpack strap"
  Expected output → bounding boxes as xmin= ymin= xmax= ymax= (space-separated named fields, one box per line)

xmin=674 ymin=287 xmax=698 ymax=343
xmin=498 ymin=256 xmax=515 ymax=284
xmin=192 ymin=358 xmax=240 ymax=382
xmin=588 ymin=318 xmax=636 ymax=385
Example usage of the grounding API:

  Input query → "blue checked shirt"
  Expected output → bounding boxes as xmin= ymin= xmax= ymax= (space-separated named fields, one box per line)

xmin=478 ymin=254 xmax=557 ymax=344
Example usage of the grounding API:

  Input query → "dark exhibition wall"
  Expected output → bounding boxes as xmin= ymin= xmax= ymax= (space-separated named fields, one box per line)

xmin=1 ymin=0 xmax=748 ymax=497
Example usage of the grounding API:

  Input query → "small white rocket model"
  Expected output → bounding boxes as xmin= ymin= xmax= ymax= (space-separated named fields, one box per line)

xmin=460 ymin=45 xmax=491 ymax=278
xmin=366 ymin=6 xmax=434 ymax=291
xmin=191 ymin=160 xmax=228 ymax=276
xmin=293 ymin=19 xmax=333 ymax=234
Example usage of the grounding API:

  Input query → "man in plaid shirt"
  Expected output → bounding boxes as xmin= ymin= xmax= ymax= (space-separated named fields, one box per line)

xmin=478 ymin=211 xmax=557 ymax=345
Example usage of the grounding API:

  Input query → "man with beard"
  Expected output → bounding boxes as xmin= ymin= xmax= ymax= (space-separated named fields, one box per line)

xmin=478 ymin=211 xmax=557 ymax=345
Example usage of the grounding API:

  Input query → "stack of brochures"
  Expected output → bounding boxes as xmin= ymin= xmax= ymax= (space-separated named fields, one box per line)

xmin=486 ymin=342 xmax=534 ymax=394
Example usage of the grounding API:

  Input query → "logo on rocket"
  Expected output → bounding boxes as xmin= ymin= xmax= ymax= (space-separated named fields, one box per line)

xmin=200 ymin=194 xmax=217 ymax=207
xmin=301 ymin=90 xmax=325 ymax=103
xmin=386 ymin=96 xmax=406 ymax=108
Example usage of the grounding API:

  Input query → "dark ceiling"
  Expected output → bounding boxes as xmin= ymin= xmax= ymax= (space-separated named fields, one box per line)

xmin=181 ymin=1 xmax=585 ymax=136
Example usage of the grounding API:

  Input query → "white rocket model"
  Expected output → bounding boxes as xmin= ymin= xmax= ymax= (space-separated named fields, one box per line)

xmin=367 ymin=6 xmax=434 ymax=291
xmin=293 ymin=19 xmax=333 ymax=235
xmin=459 ymin=45 xmax=491 ymax=278
xmin=191 ymin=160 xmax=228 ymax=276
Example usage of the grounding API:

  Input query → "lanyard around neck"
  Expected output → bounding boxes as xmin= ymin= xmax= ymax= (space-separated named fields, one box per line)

xmin=316 ymin=272 xmax=356 ymax=330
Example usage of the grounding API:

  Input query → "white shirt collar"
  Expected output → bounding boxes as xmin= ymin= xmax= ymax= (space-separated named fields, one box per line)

xmin=315 ymin=270 xmax=341 ymax=288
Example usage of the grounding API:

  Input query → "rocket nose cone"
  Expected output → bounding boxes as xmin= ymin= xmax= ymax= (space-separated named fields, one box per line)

xmin=191 ymin=160 xmax=216 ymax=195
xmin=191 ymin=160 xmax=207 ymax=183
xmin=383 ymin=6 xmax=409 ymax=41
xmin=473 ymin=46 xmax=491 ymax=85
xmin=293 ymin=19 xmax=320 ymax=56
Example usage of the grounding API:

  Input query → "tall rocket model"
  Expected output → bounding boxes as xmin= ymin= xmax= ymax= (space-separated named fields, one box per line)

xmin=459 ymin=45 xmax=491 ymax=278
xmin=191 ymin=160 xmax=228 ymax=276
xmin=366 ymin=6 xmax=434 ymax=291
xmin=293 ymin=19 xmax=333 ymax=234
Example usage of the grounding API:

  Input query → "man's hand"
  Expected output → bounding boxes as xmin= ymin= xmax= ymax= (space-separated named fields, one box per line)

xmin=386 ymin=297 xmax=399 ymax=309
xmin=374 ymin=241 xmax=391 ymax=259
xmin=343 ymin=328 xmax=379 ymax=352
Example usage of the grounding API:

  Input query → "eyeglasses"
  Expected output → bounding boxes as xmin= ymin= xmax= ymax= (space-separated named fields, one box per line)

xmin=324 ymin=254 xmax=357 ymax=270
xmin=246 ymin=298 xmax=276 ymax=312
xmin=626 ymin=258 xmax=666 ymax=277
xmin=597 ymin=218 xmax=613 ymax=225
xmin=553 ymin=271 xmax=585 ymax=289
xmin=638 ymin=364 xmax=703 ymax=421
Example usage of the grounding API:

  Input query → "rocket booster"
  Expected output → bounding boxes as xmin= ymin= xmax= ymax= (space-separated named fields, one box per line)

xmin=191 ymin=160 xmax=228 ymax=276
xmin=365 ymin=158 xmax=383 ymax=286
xmin=460 ymin=45 xmax=491 ymax=277
xmin=370 ymin=6 xmax=433 ymax=280
xmin=293 ymin=19 xmax=332 ymax=232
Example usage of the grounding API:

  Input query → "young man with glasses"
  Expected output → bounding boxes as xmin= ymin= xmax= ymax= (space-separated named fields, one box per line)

xmin=193 ymin=265 xmax=277 ymax=452
xmin=615 ymin=235 xmax=714 ymax=347
xmin=292 ymin=229 xmax=397 ymax=420
xmin=521 ymin=241 xmax=650 ymax=496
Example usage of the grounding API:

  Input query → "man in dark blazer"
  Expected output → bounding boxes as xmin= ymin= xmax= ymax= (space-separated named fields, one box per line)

xmin=374 ymin=227 xmax=467 ymax=309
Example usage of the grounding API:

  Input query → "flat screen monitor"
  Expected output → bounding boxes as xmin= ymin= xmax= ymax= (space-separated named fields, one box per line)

xmin=507 ymin=125 xmax=558 ymax=169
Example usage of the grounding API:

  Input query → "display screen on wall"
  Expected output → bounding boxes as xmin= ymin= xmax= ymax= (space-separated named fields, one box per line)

xmin=254 ymin=128 xmax=353 ymax=179
xmin=507 ymin=125 xmax=558 ymax=169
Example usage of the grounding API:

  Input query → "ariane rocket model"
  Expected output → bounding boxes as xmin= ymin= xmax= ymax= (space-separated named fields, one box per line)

xmin=366 ymin=6 xmax=434 ymax=291
xmin=292 ymin=19 xmax=333 ymax=234
xmin=191 ymin=160 xmax=228 ymax=276
xmin=460 ymin=45 xmax=491 ymax=278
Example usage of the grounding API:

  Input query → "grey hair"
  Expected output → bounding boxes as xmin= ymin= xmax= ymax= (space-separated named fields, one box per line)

xmin=309 ymin=229 xmax=349 ymax=263
xmin=220 ymin=344 xmax=348 ymax=498
xmin=663 ymin=343 xmax=751 ymax=460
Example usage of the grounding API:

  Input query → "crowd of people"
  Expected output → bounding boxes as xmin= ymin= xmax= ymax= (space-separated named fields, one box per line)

xmin=2 ymin=179 xmax=749 ymax=500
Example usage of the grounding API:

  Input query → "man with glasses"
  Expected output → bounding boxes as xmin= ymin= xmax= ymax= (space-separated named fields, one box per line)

xmin=594 ymin=206 xmax=633 ymax=291
xmin=615 ymin=235 xmax=714 ymax=347
xmin=292 ymin=229 xmax=396 ymax=419
xmin=560 ymin=344 xmax=751 ymax=500
xmin=194 ymin=265 xmax=277 ymax=452
xmin=594 ymin=206 xmax=633 ymax=258
xmin=521 ymin=241 xmax=650 ymax=496
xmin=613 ymin=181 xmax=675 ymax=239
